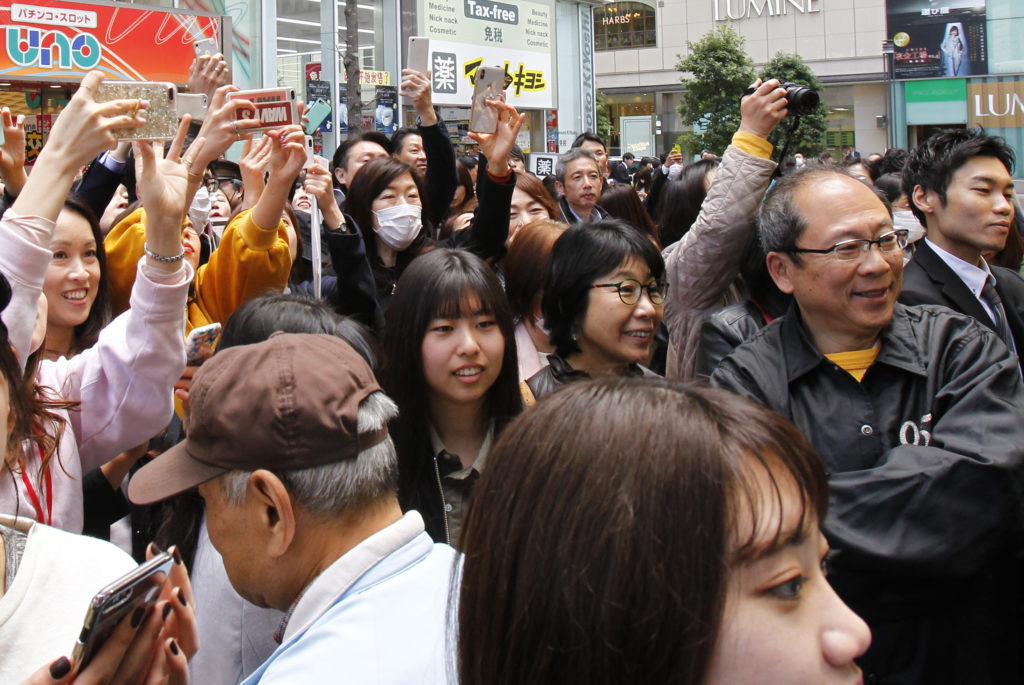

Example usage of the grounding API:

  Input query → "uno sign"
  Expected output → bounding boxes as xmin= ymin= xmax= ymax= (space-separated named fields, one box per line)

xmin=5 ymin=27 xmax=101 ymax=70
xmin=0 ymin=0 xmax=220 ymax=83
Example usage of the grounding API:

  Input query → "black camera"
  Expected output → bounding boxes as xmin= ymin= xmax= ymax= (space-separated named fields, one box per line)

xmin=742 ymin=81 xmax=819 ymax=116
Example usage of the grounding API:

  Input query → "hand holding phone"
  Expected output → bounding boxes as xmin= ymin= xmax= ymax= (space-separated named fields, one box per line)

xmin=70 ymin=553 xmax=174 ymax=673
xmin=185 ymin=322 xmax=221 ymax=364
xmin=469 ymin=66 xmax=506 ymax=134
xmin=94 ymin=82 xmax=178 ymax=141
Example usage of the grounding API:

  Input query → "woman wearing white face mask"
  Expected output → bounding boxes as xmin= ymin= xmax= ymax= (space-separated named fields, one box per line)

xmin=343 ymin=99 xmax=526 ymax=312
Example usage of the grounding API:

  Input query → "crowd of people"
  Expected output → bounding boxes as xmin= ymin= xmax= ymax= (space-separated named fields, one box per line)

xmin=0 ymin=53 xmax=1022 ymax=685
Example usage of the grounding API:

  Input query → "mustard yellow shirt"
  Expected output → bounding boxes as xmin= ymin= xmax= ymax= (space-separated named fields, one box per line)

xmin=826 ymin=343 xmax=881 ymax=382
xmin=104 ymin=207 xmax=291 ymax=334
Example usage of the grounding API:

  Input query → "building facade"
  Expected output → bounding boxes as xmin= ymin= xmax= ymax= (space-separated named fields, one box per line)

xmin=595 ymin=0 xmax=1024 ymax=169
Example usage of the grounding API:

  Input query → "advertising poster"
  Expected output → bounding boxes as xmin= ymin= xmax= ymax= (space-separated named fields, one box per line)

xmin=886 ymin=0 xmax=987 ymax=79
xmin=0 ymin=0 xmax=219 ymax=83
xmin=306 ymin=79 xmax=332 ymax=134
xmin=375 ymin=85 xmax=397 ymax=134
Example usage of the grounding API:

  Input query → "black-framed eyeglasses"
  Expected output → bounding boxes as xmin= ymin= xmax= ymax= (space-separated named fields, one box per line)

xmin=591 ymin=279 xmax=667 ymax=306
xmin=788 ymin=229 xmax=909 ymax=262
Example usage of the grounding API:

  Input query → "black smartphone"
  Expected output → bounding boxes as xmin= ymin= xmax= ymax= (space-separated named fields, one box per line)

xmin=70 ymin=552 xmax=173 ymax=673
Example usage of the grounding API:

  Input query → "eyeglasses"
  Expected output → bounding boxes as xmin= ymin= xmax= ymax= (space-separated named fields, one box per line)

xmin=591 ymin=279 xmax=667 ymax=306
xmin=789 ymin=229 xmax=909 ymax=262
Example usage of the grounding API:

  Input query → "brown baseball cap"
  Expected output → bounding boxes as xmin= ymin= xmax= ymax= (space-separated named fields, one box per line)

xmin=127 ymin=332 xmax=388 ymax=505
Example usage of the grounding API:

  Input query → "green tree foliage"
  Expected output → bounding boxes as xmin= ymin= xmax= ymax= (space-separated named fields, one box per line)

xmin=758 ymin=52 xmax=828 ymax=156
xmin=676 ymin=25 xmax=754 ymax=155
xmin=596 ymin=90 xmax=613 ymax=143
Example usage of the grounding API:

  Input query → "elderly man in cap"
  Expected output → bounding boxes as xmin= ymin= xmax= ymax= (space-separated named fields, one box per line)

xmin=128 ymin=333 xmax=455 ymax=685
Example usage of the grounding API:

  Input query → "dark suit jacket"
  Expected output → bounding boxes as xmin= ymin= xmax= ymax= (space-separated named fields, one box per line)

xmin=900 ymin=239 xmax=1024 ymax=372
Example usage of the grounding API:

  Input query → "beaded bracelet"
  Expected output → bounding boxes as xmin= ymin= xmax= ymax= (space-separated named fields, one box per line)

xmin=144 ymin=243 xmax=185 ymax=263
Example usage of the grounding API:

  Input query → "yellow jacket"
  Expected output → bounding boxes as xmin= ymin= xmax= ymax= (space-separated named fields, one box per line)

xmin=104 ymin=207 xmax=291 ymax=334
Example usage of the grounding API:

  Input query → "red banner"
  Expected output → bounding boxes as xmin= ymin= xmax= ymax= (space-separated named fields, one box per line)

xmin=0 ymin=0 xmax=219 ymax=83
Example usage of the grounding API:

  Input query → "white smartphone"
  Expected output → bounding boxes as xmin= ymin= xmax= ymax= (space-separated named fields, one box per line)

xmin=407 ymin=36 xmax=429 ymax=75
xmin=193 ymin=37 xmax=219 ymax=58
xmin=175 ymin=92 xmax=208 ymax=123
xmin=469 ymin=66 xmax=505 ymax=133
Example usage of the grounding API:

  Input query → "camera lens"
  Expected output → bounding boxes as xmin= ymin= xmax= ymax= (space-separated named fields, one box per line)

xmin=783 ymin=82 xmax=819 ymax=116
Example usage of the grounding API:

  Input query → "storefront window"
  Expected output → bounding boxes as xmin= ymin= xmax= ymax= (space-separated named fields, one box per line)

xmin=594 ymin=2 xmax=657 ymax=51
xmin=276 ymin=0 xmax=384 ymax=95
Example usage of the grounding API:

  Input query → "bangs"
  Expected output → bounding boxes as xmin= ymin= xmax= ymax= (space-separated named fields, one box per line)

xmin=727 ymin=448 xmax=821 ymax=565
xmin=424 ymin=264 xmax=500 ymax=322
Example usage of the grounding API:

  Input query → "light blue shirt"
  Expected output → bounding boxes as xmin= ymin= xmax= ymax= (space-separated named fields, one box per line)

xmin=240 ymin=511 xmax=457 ymax=685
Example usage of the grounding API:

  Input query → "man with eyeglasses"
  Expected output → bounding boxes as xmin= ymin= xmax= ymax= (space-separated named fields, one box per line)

xmin=899 ymin=129 xmax=1024 ymax=376
xmin=711 ymin=167 xmax=1024 ymax=685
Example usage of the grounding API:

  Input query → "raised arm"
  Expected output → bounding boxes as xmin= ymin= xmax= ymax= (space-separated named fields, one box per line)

xmin=661 ymin=78 xmax=786 ymax=380
xmin=50 ymin=122 xmax=197 ymax=467
xmin=0 ymin=108 xmax=27 ymax=204
xmin=304 ymin=162 xmax=380 ymax=327
xmin=447 ymin=99 xmax=525 ymax=259
xmin=402 ymin=68 xmax=457 ymax=228
xmin=1 ymin=71 xmax=143 ymax=364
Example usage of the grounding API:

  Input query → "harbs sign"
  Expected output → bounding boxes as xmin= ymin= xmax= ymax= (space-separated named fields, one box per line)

xmin=0 ymin=0 xmax=218 ymax=82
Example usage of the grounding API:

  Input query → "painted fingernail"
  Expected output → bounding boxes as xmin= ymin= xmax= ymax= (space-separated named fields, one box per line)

xmin=169 ymin=639 xmax=180 ymax=656
xmin=177 ymin=587 xmax=188 ymax=607
xmin=147 ymin=541 xmax=163 ymax=556
xmin=49 ymin=656 xmax=72 ymax=679
xmin=170 ymin=545 xmax=183 ymax=565
xmin=130 ymin=605 xmax=146 ymax=628
xmin=162 ymin=602 xmax=173 ymax=621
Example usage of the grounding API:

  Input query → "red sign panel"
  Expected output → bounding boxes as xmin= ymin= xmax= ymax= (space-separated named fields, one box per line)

xmin=0 ymin=0 xmax=219 ymax=83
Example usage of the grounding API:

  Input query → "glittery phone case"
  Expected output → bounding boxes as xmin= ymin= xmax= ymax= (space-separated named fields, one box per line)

xmin=94 ymin=81 xmax=178 ymax=141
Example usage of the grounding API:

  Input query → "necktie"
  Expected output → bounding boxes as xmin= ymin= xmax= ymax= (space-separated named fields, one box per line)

xmin=981 ymin=280 xmax=1016 ymax=353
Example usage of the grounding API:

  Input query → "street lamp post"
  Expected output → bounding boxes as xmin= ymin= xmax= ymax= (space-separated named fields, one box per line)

xmin=882 ymin=39 xmax=895 ymax=151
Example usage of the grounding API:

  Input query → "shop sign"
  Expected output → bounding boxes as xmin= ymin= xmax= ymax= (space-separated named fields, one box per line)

xmin=420 ymin=0 xmax=553 ymax=108
xmin=713 ymin=0 xmax=821 ymax=22
xmin=968 ymin=80 xmax=1024 ymax=128
xmin=306 ymin=63 xmax=391 ymax=87
xmin=0 ymin=0 xmax=219 ymax=83
xmin=419 ymin=39 xmax=552 ymax=109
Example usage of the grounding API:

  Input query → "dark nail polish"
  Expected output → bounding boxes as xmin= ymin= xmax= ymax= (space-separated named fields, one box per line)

xmin=162 ymin=602 xmax=173 ymax=621
xmin=169 ymin=639 xmax=180 ymax=656
xmin=170 ymin=545 xmax=182 ymax=565
xmin=130 ymin=605 xmax=146 ymax=628
xmin=49 ymin=656 xmax=72 ymax=679
xmin=177 ymin=587 xmax=188 ymax=607
xmin=147 ymin=541 xmax=163 ymax=556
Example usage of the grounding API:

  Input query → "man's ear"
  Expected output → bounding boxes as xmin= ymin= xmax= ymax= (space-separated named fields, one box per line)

xmin=334 ymin=167 xmax=346 ymax=188
xmin=911 ymin=184 xmax=934 ymax=216
xmin=247 ymin=470 xmax=297 ymax=559
xmin=554 ymin=180 xmax=565 ymax=197
xmin=766 ymin=252 xmax=797 ymax=295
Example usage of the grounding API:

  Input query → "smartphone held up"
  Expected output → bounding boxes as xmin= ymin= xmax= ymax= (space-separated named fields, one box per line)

xmin=469 ymin=65 xmax=510 ymax=134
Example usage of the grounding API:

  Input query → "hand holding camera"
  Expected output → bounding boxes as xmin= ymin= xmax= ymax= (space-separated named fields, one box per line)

xmin=738 ymin=78 xmax=790 ymax=140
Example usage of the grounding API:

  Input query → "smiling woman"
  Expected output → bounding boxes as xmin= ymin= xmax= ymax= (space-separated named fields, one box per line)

xmin=523 ymin=218 xmax=666 ymax=401
xmin=42 ymin=195 xmax=110 ymax=361
xmin=381 ymin=248 xmax=521 ymax=546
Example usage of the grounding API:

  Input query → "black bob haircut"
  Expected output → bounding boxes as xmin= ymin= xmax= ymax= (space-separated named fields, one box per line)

xmin=902 ymin=128 xmax=1015 ymax=227
xmin=542 ymin=219 xmax=665 ymax=358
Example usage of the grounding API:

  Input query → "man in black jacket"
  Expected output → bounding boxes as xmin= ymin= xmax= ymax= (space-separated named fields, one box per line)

xmin=711 ymin=167 xmax=1024 ymax=685
xmin=900 ymin=128 xmax=1024 ymax=375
